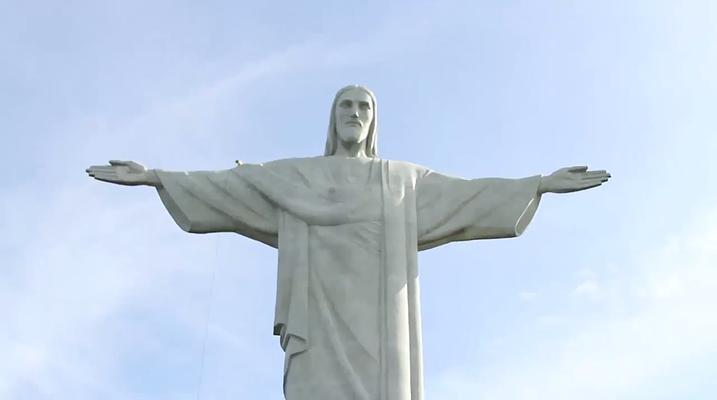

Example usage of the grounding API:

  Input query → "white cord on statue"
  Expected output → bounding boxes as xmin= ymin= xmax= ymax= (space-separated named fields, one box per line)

xmin=195 ymin=162 xmax=237 ymax=400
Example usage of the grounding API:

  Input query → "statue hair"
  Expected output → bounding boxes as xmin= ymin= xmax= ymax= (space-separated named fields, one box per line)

xmin=323 ymin=85 xmax=378 ymax=158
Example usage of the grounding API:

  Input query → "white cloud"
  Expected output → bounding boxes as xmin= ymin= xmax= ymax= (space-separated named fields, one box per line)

xmin=429 ymin=206 xmax=717 ymax=400
xmin=1 ymin=183 xmax=201 ymax=399
xmin=572 ymin=280 xmax=599 ymax=297
xmin=519 ymin=291 xmax=537 ymax=300
xmin=576 ymin=268 xmax=597 ymax=280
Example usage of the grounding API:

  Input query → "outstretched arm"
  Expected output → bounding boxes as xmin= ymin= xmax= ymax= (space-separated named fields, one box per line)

xmin=416 ymin=171 xmax=543 ymax=250
xmin=415 ymin=165 xmax=611 ymax=251
xmin=86 ymin=160 xmax=279 ymax=247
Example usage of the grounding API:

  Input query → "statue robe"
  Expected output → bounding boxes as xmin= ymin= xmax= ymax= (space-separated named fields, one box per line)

xmin=154 ymin=156 xmax=542 ymax=400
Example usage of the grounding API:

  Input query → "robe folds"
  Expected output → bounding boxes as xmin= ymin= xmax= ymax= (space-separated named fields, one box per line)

xmin=154 ymin=156 xmax=542 ymax=400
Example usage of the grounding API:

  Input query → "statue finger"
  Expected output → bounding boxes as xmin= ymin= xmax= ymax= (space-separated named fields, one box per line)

xmin=88 ymin=165 xmax=116 ymax=173
xmin=582 ymin=170 xmax=607 ymax=177
xmin=582 ymin=176 xmax=609 ymax=185
xmin=578 ymin=181 xmax=603 ymax=190
xmin=90 ymin=172 xmax=119 ymax=181
xmin=581 ymin=173 xmax=610 ymax=181
xmin=93 ymin=176 xmax=120 ymax=184
xmin=109 ymin=160 xmax=129 ymax=166
xmin=566 ymin=165 xmax=588 ymax=173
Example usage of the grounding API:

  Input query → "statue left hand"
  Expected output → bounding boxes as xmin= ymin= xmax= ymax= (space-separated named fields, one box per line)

xmin=539 ymin=166 xmax=611 ymax=194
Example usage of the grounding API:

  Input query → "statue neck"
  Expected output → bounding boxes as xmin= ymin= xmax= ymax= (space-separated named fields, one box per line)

xmin=333 ymin=141 xmax=369 ymax=158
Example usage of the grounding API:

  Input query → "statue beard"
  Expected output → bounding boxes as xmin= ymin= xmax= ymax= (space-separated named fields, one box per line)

xmin=337 ymin=126 xmax=367 ymax=148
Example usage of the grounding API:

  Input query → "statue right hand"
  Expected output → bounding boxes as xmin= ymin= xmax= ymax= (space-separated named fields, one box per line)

xmin=86 ymin=160 xmax=151 ymax=186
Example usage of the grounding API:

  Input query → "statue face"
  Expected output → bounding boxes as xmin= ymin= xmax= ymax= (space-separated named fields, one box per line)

xmin=334 ymin=88 xmax=374 ymax=148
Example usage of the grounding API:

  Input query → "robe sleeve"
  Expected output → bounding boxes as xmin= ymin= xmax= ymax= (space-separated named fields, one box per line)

xmin=154 ymin=167 xmax=279 ymax=248
xmin=416 ymin=169 xmax=543 ymax=251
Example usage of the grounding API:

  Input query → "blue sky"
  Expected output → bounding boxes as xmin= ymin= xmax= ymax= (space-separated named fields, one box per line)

xmin=2 ymin=1 xmax=716 ymax=399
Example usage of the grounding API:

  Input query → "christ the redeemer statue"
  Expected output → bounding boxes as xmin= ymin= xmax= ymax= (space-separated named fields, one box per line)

xmin=86 ymin=85 xmax=611 ymax=400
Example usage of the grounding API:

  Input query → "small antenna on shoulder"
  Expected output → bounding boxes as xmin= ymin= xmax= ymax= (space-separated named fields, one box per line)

xmin=235 ymin=160 xmax=243 ymax=166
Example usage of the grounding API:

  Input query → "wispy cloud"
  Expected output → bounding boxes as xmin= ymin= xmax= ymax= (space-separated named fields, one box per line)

xmin=1 ymin=37 xmax=332 ymax=400
xmin=429 ymin=206 xmax=717 ymax=399
xmin=519 ymin=291 xmax=537 ymax=301
xmin=572 ymin=280 xmax=598 ymax=297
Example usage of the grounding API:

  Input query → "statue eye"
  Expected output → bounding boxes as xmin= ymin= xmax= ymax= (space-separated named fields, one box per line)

xmin=339 ymin=100 xmax=353 ymax=108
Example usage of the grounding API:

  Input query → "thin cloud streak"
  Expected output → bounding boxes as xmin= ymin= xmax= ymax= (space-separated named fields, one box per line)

xmin=1 ymin=4 xmax=462 ymax=398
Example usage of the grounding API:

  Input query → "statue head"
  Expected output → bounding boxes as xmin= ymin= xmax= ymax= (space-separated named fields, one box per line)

xmin=323 ymin=85 xmax=378 ymax=158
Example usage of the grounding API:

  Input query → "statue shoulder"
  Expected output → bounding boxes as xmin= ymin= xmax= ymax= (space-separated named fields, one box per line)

xmin=235 ymin=156 xmax=320 ymax=169
xmin=385 ymin=159 xmax=431 ymax=177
